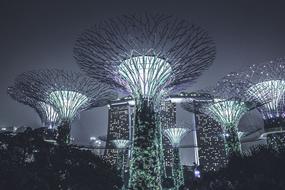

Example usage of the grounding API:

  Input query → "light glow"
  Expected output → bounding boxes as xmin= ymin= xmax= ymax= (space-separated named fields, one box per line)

xmin=111 ymin=139 xmax=130 ymax=149
xmin=164 ymin=128 xmax=190 ymax=147
xmin=118 ymin=55 xmax=172 ymax=98
xmin=206 ymin=100 xmax=248 ymax=128
xmin=247 ymin=80 xmax=285 ymax=119
xmin=49 ymin=90 xmax=88 ymax=120
xmin=38 ymin=102 xmax=58 ymax=123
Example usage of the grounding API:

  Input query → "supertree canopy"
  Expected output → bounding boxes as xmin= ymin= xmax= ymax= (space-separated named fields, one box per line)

xmin=164 ymin=127 xmax=190 ymax=190
xmin=112 ymin=139 xmax=130 ymax=149
xmin=74 ymin=13 xmax=215 ymax=189
xmin=164 ymin=128 xmax=190 ymax=148
xmin=13 ymin=69 xmax=117 ymax=144
xmin=230 ymin=58 xmax=285 ymax=149
xmin=197 ymin=77 xmax=259 ymax=155
xmin=7 ymin=86 xmax=59 ymax=129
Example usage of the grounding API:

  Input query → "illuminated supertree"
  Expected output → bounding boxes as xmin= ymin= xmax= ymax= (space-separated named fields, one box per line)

xmin=74 ymin=13 xmax=215 ymax=189
xmin=112 ymin=139 xmax=130 ymax=189
xmin=229 ymin=58 xmax=285 ymax=149
xmin=13 ymin=69 xmax=117 ymax=144
xmin=7 ymin=86 xmax=59 ymax=129
xmin=164 ymin=127 xmax=190 ymax=190
xmin=191 ymin=77 xmax=259 ymax=155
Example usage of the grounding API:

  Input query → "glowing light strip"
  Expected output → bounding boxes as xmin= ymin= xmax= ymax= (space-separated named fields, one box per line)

xmin=118 ymin=56 xmax=172 ymax=98
xmin=164 ymin=128 xmax=189 ymax=147
xmin=247 ymin=80 xmax=285 ymax=119
xmin=49 ymin=90 xmax=88 ymax=120
xmin=38 ymin=102 xmax=58 ymax=123
xmin=206 ymin=100 xmax=248 ymax=128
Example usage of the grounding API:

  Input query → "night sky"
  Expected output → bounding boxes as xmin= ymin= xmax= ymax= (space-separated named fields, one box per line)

xmin=1 ymin=0 xmax=285 ymax=164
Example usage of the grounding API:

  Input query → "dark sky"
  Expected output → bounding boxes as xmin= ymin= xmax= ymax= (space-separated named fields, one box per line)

xmin=1 ymin=0 xmax=285 ymax=164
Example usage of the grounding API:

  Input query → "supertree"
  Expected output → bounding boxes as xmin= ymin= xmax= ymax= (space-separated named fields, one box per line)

xmin=186 ymin=77 xmax=260 ymax=155
xmin=7 ymin=86 xmax=59 ymax=129
xmin=164 ymin=127 xmax=190 ymax=190
xmin=74 ymin=13 xmax=215 ymax=189
xmin=111 ymin=139 xmax=131 ymax=189
xmin=228 ymin=58 xmax=285 ymax=149
xmin=13 ymin=69 xmax=117 ymax=144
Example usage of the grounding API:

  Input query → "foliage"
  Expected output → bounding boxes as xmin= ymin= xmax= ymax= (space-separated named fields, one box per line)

xmin=186 ymin=146 xmax=285 ymax=190
xmin=0 ymin=128 xmax=122 ymax=190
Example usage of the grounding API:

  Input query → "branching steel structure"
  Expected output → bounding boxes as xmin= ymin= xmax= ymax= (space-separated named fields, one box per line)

xmin=228 ymin=58 xmax=285 ymax=149
xmin=164 ymin=128 xmax=189 ymax=189
xmin=13 ymin=69 xmax=117 ymax=144
xmin=8 ymin=86 xmax=59 ymax=129
xmin=74 ymin=13 xmax=215 ymax=189
xmin=196 ymin=77 xmax=259 ymax=155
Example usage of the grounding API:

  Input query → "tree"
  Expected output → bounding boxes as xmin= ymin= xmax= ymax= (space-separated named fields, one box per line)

xmin=0 ymin=128 xmax=123 ymax=190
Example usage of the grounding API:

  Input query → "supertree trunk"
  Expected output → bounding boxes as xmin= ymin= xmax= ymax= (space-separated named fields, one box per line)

xmin=57 ymin=120 xmax=71 ymax=145
xmin=172 ymin=148 xmax=184 ymax=190
xmin=116 ymin=150 xmax=126 ymax=188
xmin=129 ymin=98 xmax=162 ymax=190
xmin=224 ymin=125 xmax=241 ymax=155
xmin=267 ymin=133 xmax=285 ymax=150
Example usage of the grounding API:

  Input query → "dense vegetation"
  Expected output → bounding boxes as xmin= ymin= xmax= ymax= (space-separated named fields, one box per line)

xmin=185 ymin=146 xmax=285 ymax=190
xmin=0 ymin=128 xmax=122 ymax=190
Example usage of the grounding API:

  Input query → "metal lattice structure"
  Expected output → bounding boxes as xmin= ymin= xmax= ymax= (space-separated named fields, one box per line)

xmin=164 ymin=128 xmax=190 ymax=148
xmin=74 ymin=13 xmax=215 ymax=189
xmin=112 ymin=139 xmax=130 ymax=149
xmin=13 ymin=69 xmax=117 ymax=144
xmin=227 ymin=58 xmax=285 ymax=149
xmin=164 ymin=128 xmax=189 ymax=189
xmin=7 ymin=86 xmax=59 ymax=129
xmin=197 ymin=77 xmax=260 ymax=155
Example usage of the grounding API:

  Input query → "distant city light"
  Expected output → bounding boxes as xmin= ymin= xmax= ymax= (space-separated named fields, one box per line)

xmin=194 ymin=169 xmax=201 ymax=178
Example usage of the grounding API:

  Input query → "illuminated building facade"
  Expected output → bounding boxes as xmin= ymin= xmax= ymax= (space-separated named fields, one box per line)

xmin=160 ymin=100 xmax=177 ymax=177
xmin=181 ymin=93 xmax=228 ymax=172
xmin=104 ymin=99 xmax=134 ymax=166
xmin=105 ymin=98 xmax=177 ymax=177
xmin=195 ymin=111 xmax=227 ymax=172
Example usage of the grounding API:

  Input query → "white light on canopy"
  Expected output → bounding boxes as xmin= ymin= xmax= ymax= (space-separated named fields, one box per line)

xmin=38 ymin=102 xmax=58 ymax=123
xmin=118 ymin=56 xmax=172 ymax=98
xmin=247 ymin=80 xmax=285 ymax=119
xmin=49 ymin=90 xmax=88 ymax=120
xmin=111 ymin=139 xmax=130 ymax=149
xmin=164 ymin=128 xmax=190 ymax=147
xmin=206 ymin=100 xmax=248 ymax=128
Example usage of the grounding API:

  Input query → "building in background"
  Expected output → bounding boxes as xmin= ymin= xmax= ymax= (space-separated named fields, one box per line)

xmin=105 ymin=97 xmax=178 ymax=176
xmin=104 ymin=96 xmax=134 ymax=166
xmin=105 ymin=92 xmax=227 ymax=174
xmin=160 ymin=100 xmax=177 ymax=177
xmin=181 ymin=92 xmax=228 ymax=172
xmin=195 ymin=111 xmax=227 ymax=172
